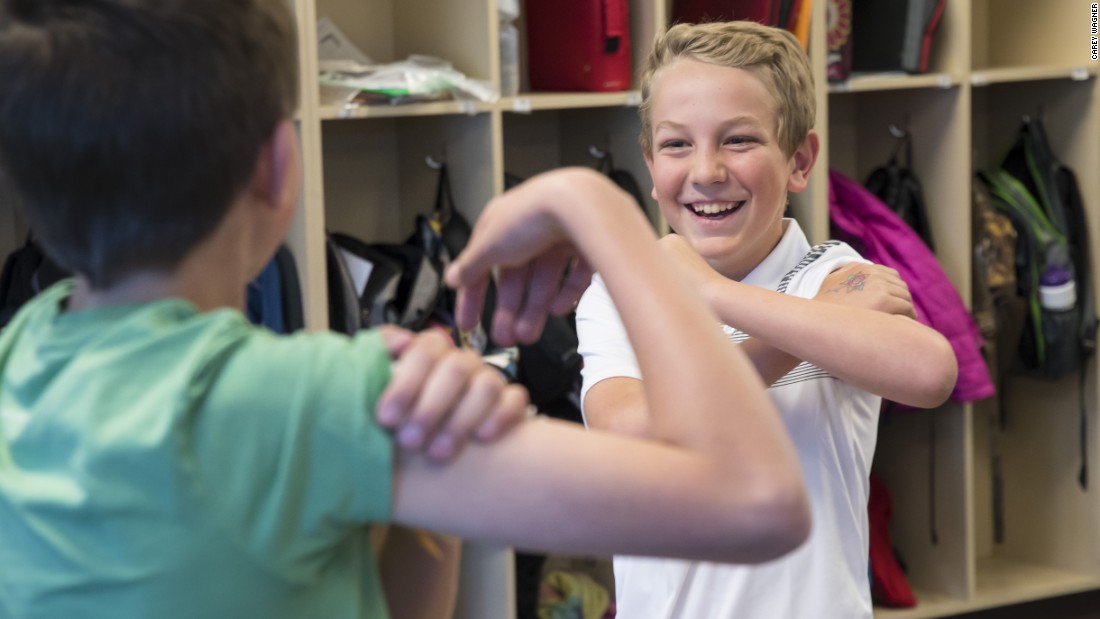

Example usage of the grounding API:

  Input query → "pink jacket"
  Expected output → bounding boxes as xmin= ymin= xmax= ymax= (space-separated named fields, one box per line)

xmin=829 ymin=169 xmax=994 ymax=404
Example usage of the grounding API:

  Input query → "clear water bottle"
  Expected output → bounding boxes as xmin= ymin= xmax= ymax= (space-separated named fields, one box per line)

xmin=1039 ymin=265 xmax=1076 ymax=311
xmin=499 ymin=0 xmax=520 ymax=97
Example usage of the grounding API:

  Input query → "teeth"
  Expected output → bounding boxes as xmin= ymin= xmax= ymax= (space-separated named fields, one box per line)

xmin=691 ymin=202 xmax=739 ymax=215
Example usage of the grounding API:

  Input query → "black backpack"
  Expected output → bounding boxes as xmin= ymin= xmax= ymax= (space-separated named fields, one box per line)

xmin=978 ymin=117 xmax=1097 ymax=382
xmin=978 ymin=116 xmax=1097 ymax=488
xmin=0 ymin=235 xmax=68 ymax=329
xmin=865 ymin=128 xmax=936 ymax=251
xmin=325 ymin=232 xmax=443 ymax=336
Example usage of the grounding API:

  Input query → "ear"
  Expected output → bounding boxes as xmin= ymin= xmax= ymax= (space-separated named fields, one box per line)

xmin=786 ymin=130 xmax=820 ymax=194
xmin=248 ymin=120 xmax=301 ymax=216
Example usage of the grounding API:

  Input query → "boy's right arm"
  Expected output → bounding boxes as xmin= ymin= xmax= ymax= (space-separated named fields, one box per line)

xmin=387 ymin=168 xmax=810 ymax=564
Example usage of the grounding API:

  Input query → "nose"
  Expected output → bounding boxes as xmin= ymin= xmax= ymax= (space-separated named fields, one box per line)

xmin=690 ymin=147 xmax=727 ymax=185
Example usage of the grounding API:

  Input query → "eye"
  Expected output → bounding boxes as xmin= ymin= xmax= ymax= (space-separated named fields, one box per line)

xmin=659 ymin=139 xmax=689 ymax=150
xmin=724 ymin=135 xmax=755 ymax=146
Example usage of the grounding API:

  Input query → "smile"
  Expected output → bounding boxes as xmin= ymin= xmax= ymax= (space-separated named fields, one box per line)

xmin=686 ymin=201 xmax=744 ymax=219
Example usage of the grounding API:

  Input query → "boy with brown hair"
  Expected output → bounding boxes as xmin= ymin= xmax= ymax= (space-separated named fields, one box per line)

xmin=575 ymin=20 xmax=959 ymax=618
xmin=0 ymin=2 xmax=813 ymax=618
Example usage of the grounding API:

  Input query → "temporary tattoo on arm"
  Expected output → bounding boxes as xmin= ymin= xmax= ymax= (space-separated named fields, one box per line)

xmin=825 ymin=272 xmax=868 ymax=294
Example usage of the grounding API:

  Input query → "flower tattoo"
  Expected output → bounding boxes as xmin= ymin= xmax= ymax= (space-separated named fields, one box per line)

xmin=827 ymin=272 xmax=868 ymax=294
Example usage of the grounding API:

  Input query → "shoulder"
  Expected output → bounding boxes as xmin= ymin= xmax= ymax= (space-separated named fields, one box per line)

xmin=576 ymin=274 xmax=616 ymax=320
xmin=197 ymin=327 xmax=396 ymax=527
xmin=214 ymin=327 xmax=391 ymax=413
xmin=778 ymin=241 xmax=870 ymax=297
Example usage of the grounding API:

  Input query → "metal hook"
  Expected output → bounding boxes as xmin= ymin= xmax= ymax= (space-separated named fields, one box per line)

xmin=588 ymin=145 xmax=609 ymax=161
xmin=888 ymin=115 xmax=912 ymax=164
xmin=888 ymin=113 xmax=911 ymax=139
xmin=1023 ymin=104 xmax=1045 ymax=124
xmin=425 ymin=143 xmax=447 ymax=170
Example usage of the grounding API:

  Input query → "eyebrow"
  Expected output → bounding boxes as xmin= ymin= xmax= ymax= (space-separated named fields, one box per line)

xmin=654 ymin=116 xmax=765 ymax=132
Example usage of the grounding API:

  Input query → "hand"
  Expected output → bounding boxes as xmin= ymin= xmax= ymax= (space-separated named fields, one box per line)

xmin=657 ymin=233 xmax=726 ymax=306
xmin=375 ymin=326 xmax=530 ymax=461
xmin=446 ymin=169 xmax=624 ymax=346
xmin=815 ymin=263 xmax=917 ymax=319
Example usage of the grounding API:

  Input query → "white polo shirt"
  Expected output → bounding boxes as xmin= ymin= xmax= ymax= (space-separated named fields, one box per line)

xmin=576 ymin=219 xmax=880 ymax=619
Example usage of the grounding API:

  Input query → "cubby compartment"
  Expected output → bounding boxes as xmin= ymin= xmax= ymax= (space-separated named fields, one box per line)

xmin=320 ymin=113 xmax=496 ymax=243
xmin=964 ymin=74 xmax=1100 ymax=611
xmin=314 ymin=0 xmax=494 ymax=116
xmin=971 ymin=79 xmax=1099 ymax=178
xmin=968 ymin=388 xmax=1100 ymax=608
xmin=512 ymin=0 xmax=660 ymax=96
xmin=827 ymin=86 xmax=971 ymax=288
xmin=874 ymin=404 xmax=976 ymax=617
xmin=826 ymin=0 xmax=968 ymax=95
xmin=502 ymin=106 xmax=658 ymax=227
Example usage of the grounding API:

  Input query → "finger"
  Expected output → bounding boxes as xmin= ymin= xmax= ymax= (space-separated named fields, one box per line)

xmin=897 ymin=298 xmax=918 ymax=320
xmin=378 ymin=324 xmax=415 ymax=356
xmin=396 ymin=347 xmax=483 ymax=451
xmin=551 ymin=256 xmax=594 ymax=315
xmin=491 ymin=264 xmax=529 ymax=346
xmin=452 ymin=272 xmax=489 ymax=331
xmin=443 ymin=210 xmax=497 ymax=287
xmin=475 ymin=383 xmax=531 ymax=441
xmin=423 ymin=369 xmax=507 ymax=461
xmin=376 ymin=331 xmax=452 ymax=430
xmin=514 ymin=249 xmax=573 ymax=344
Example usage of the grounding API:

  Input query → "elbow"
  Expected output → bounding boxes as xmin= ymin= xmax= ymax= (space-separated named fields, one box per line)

xmin=756 ymin=480 xmax=813 ymax=560
xmin=728 ymin=474 xmax=812 ymax=563
xmin=909 ymin=335 xmax=959 ymax=409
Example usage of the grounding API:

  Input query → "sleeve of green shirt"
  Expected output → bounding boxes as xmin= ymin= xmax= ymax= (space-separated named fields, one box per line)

xmin=193 ymin=328 xmax=394 ymax=566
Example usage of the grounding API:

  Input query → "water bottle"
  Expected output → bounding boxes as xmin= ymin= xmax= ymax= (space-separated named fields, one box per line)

xmin=1039 ymin=265 xmax=1077 ymax=311
xmin=499 ymin=0 xmax=520 ymax=97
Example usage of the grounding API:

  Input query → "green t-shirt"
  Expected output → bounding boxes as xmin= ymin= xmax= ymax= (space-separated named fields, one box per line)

xmin=0 ymin=281 xmax=395 ymax=618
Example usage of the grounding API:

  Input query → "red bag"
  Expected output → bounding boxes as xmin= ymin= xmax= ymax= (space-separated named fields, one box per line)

xmin=869 ymin=471 xmax=917 ymax=608
xmin=525 ymin=0 xmax=631 ymax=92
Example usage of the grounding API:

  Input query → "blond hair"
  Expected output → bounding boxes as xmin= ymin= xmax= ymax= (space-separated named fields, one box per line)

xmin=638 ymin=21 xmax=815 ymax=158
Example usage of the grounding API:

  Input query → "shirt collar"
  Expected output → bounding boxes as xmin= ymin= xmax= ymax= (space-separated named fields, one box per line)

xmin=741 ymin=219 xmax=811 ymax=288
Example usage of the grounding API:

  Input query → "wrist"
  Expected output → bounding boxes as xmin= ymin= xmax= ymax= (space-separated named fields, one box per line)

xmin=553 ymin=168 xmax=654 ymax=265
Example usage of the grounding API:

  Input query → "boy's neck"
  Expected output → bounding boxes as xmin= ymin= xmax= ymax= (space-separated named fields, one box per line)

xmin=67 ymin=208 xmax=257 ymax=314
xmin=67 ymin=269 xmax=246 ymax=314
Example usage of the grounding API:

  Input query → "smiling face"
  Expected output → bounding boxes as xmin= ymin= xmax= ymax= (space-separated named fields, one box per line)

xmin=644 ymin=58 xmax=817 ymax=281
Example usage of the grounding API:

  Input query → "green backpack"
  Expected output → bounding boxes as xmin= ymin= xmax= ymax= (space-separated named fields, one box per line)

xmin=978 ymin=116 xmax=1097 ymax=489
xmin=978 ymin=117 xmax=1096 ymax=381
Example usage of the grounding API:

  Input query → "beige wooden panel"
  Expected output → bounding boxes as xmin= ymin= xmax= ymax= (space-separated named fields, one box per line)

xmin=291 ymin=0 xmax=329 ymax=330
xmin=453 ymin=542 xmax=516 ymax=619
xmin=996 ymin=374 xmax=1100 ymax=572
xmin=394 ymin=0 xmax=493 ymax=81
xmin=984 ymin=0 xmax=1100 ymax=70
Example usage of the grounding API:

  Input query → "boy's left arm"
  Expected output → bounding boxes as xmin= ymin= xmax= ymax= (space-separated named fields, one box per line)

xmin=661 ymin=236 xmax=957 ymax=408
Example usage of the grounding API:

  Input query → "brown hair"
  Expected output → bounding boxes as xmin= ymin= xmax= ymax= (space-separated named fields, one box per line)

xmin=0 ymin=0 xmax=298 ymax=288
xmin=638 ymin=20 xmax=815 ymax=158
